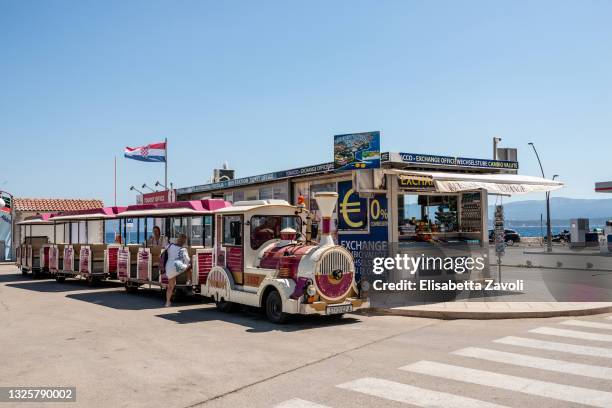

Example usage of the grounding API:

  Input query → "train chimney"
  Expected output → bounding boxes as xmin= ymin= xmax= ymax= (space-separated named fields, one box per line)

xmin=313 ymin=192 xmax=337 ymax=247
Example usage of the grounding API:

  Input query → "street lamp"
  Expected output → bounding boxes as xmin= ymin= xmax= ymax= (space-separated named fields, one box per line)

xmin=129 ymin=186 xmax=144 ymax=195
xmin=528 ymin=142 xmax=553 ymax=252
xmin=154 ymin=181 xmax=166 ymax=190
xmin=141 ymin=183 xmax=156 ymax=193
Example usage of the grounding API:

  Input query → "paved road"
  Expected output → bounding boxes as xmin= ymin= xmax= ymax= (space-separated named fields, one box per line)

xmin=2 ymin=265 xmax=612 ymax=408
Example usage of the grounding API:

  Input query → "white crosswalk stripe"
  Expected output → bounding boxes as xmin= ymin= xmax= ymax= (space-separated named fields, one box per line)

xmin=400 ymin=360 xmax=612 ymax=408
xmin=336 ymin=377 xmax=510 ymax=408
xmin=530 ymin=326 xmax=612 ymax=342
xmin=560 ymin=319 xmax=612 ymax=330
xmin=494 ymin=335 xmax=612 ymax=358
xmin=273 ymin=398 xmax=331 ymax=408
xmin=453 ymin=346 xmax=612 ymax=380
xmin=275 ymin=318 xmax=612 ymax=408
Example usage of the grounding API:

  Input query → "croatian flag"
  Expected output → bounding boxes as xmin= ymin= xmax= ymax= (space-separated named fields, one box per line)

xmin=124 ymin=142 xmax=166 ymax=162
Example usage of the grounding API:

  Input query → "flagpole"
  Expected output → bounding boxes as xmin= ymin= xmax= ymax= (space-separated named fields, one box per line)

xmin=164 ymin=137 xmax=168 ymax=192
xmin=114 ymin=156 xmax=117 ymax=207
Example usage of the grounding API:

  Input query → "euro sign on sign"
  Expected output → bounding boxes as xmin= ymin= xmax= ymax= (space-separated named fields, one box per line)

xmin=337 ymin=180 xmax=368 ymax=232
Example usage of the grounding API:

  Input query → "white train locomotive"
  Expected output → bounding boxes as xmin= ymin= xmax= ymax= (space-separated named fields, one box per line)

xmin=201 ymin=192 xmax=369 ymax=323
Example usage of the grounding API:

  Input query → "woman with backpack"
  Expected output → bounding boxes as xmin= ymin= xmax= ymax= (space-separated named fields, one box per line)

xmin=161 ymin=233 xmax=192 ymax=307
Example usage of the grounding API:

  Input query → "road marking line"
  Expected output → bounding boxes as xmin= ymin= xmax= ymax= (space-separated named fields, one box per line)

xmin=530 ymin=327 xmax=612 ymax=342
xmin=336 ymin=377 xmax=509 ymax=408
xmin=400 ymin=360 xmax=612 ymax=408
xmin=453 ymin=347 xmax=612 ymax=380
xmin=273 ymin=398 xmax=331 ymax=408
xmin=560 ymin=320 xmax=612 ymax=330
xmin=494 ymin=336 xmax=612 ymax=359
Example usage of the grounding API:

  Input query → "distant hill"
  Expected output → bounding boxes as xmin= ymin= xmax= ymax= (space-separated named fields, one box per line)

xmin=487 ymin=197 xmax=612 ymax=223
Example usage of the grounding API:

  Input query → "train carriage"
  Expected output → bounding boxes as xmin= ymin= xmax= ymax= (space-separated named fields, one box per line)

xmin=50 ymin=207 xmax=125 ymax=284
xmin=17 ymin=215 xmax=54 ymax=277
xmin=202 ymin=192 xmax=370 ymax=323
xmin=114 ymin=199 xmax=230 ymax=295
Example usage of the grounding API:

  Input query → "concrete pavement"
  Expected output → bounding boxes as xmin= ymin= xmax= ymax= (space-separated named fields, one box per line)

xmin=3 ymin=264 xmax=612 ymax=407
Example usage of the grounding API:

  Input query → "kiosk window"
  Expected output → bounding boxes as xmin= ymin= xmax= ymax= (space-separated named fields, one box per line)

xmin=398 ymin=194 xmax=459 ymax=241
xmin=223 ymin=215 xmax=242 ymax=246
xmin=250 ymin=215 xmax=302 ymax=249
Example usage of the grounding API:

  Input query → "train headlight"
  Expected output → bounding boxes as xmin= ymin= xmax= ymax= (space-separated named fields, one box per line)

xmin=306 ymin=284 xmax=317 ymax=297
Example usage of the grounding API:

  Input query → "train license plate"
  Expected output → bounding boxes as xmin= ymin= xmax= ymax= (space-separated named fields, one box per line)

xmin=326 ymin=304 xmax=353 ymax=315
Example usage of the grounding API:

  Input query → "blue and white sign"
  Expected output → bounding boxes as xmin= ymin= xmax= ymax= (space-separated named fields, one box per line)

xmin=383 ymin=152 xmax=519 ymax=170
xmin=334 ymin=131 xmax=381 ymax=171
xmin=337 ymin=180 xmax=389 ymax=281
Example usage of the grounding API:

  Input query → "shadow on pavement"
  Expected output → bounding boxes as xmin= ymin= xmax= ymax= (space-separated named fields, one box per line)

xmin=156 ymin=306 xmax=361 ymax=333
xmin=0 ymin=273 xmax=33 ymax=284
xmin=7 ymin=280 xmax=93 ymax=293
xmin=66 ymin=288 xmax=204 ymax=310
xmin=6 ymin=278 xmax=123 ymax=293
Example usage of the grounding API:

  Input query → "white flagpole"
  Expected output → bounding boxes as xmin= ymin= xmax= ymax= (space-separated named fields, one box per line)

xmin=114 ymin=156 xmax=117 ymax=207
xmin=164 ymin=138 xmax=168 ymax=192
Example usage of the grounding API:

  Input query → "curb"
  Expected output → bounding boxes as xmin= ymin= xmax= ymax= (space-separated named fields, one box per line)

xmin=359 ymin=304 xmax=612 ymax=320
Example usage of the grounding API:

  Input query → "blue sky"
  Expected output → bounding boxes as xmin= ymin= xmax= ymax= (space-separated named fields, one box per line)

xmin=1 ymin=0 xmax=611 ymax=206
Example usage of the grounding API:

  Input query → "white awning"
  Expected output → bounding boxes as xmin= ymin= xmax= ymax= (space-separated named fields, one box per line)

xmin=390 ymin=170 xmax=563 ymax=195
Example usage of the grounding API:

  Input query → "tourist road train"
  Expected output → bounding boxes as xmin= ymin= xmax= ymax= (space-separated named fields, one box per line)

xmin=15 ymin=193 xmax=369 ymax=323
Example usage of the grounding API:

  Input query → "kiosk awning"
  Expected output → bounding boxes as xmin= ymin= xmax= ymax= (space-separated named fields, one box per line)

xmin=390 ymin=170 xmax=563 ymax=195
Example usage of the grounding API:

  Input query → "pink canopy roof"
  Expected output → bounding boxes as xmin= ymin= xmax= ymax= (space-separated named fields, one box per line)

xmin=124 ymin=199 xmax=229 ymax=213
xmin=51 ymin=206 xmax=127 ymax=219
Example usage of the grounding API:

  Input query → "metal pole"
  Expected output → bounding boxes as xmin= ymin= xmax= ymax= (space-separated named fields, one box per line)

xmin=493 ymin=137 xmax=501 ymax=160
xmin=164 ymin=137 xmax=168 ymax=192
xmin=114 ymin=156 xmax=117 ymax=207
xmin=528 ymin=143 xmax=552 ymax=252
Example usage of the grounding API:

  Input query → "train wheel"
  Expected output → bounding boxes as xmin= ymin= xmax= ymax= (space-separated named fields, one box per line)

xmin=215 ymin=298 xmax=236 ymax=313
xmin=55 ymin=275 xmax=66 ymax=283
xmin=265 ymin=290 xmax=288 ymax=324
xmin=21 ymin=268 xmax=27 ymax=276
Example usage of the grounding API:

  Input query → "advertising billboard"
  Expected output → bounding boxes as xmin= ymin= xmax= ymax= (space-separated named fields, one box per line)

xmin=334 ymin=131 xmax=381 ymax=171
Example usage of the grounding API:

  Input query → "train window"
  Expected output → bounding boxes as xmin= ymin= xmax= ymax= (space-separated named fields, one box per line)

xmin=250 ymin=215 xmax=302 ymax=250
xmin=190 ymin=217 xmax=203 ymax=246
xmin=71 ymin=222 xmax=79 ymax=244
xmin=223 ymin=215 xmax=242 ymax=246
xmin=124 ymin=218 xmax=139 ymax=245
xmin=204 ymin=215 xmax=213 ymax=247
xmin=144 ymin=218 xmax=154 ymax=243
xmin=170 ymin=217 xmax=188 ymax=243
xmin=105 ymin=220 xmax=119 ymax=244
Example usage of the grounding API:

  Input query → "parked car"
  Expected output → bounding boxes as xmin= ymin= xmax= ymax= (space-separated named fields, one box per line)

xmin=488 ymin=229 xmax=521 ymax=246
